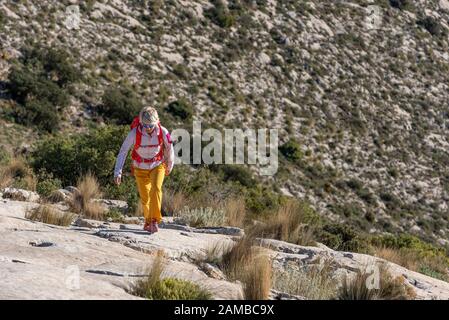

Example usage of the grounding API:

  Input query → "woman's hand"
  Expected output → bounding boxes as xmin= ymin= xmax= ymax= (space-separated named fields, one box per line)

xmin=114 ymin=175 xmax=122 ymax=186
xmin=165 ymin=167 xmax=170 ymax=176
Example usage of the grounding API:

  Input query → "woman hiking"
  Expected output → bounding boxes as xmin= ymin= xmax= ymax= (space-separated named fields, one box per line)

xmin=114 ymin=106 xmax=174 ymax=233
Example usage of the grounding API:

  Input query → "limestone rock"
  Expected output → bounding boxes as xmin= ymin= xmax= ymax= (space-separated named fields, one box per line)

xmin=2 ymin=188 xmax=40 ymax=202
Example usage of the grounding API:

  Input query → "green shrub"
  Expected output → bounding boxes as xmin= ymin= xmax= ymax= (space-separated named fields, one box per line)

xmin=245 ymin=185 xmax=281 ymax=215
xmin=103 ymin=177 xmax=139 ymax=214
xmin=317 ymin=223 xmax=369 ymax=252
xmin=32 ymin=125 xmax=129 ymax=186
xmin=206 ymin=0 xmax=235 ymax=28
xmin=144 ymin=278 xmax=211 ymax=300
xmin=100 ymin=86 xmax=143 ymax=125
xmin=389 ymin=0 xmax=414 ymax=11
xmin=133 ymin=253 xmax=211 ymax=300
xmin=279 ymin=139 xmax=303 ymax=162
xmin=417 ymin=16 xmax=443 ymax=36
xmin=36 ymin=171 xmax=63 ymax=197
xmin=105 ymin=208 xmax=126 ymax=223
xmin=7 ymin=46 xmax=79 ymax=132
xmin=217 ymin=164 xmax=255 ymax=187
xmin=13 ymin=99 xmax=60 ymax=132
xmin=371 ymin=234 xmax=448 ymax=259
xmin=166 ymin=99 xmax=193 ymax=120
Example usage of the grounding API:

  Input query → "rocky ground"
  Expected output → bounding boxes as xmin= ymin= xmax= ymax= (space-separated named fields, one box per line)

xmin=2 ymin=196 xmax=449 ymax=300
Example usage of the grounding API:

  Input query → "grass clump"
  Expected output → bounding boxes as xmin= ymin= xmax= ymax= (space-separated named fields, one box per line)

xmin=25 ymin=204 xmax=75 ymax=226
xmin=337 ymin=263 xmax=416 ymax=300
xmin=206 ymin=235 xmax=273 ymax=300
xmin=132 ymin=253 xmax=212 ymax=300
xmin=175 ymin=206 xmax=226 ymax=228
xmin=71 ymin=173 xmax=105 ymax=220
xmin=0 ymin=157 xmax=36 ymax=191
xmin=250 ymin=199 xmax=318 ymax=246
xmin=272 ymin=259 xmax=338 ymax=300
xmin=371 ymin=234 xmax=449 ymax=281
xmin=241 ymin=254 xmax=272 ymax=300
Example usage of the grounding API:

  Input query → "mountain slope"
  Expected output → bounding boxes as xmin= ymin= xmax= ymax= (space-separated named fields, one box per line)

xmin=0 ymin=0 xmax=448 ymax=244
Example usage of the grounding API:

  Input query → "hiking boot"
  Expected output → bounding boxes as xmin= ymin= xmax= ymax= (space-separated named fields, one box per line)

xmin=150 ymin=219 xmax=159 ymax=233
xmin=143 ymin=221 xmax=152 ymax=232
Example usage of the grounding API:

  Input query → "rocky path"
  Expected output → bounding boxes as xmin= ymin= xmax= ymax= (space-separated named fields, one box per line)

xmin=1 ymin=199 xmax=449 ymax=300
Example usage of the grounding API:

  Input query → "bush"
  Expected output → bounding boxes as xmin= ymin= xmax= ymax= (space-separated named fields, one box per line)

xmin=370 ymin=234 xmax=449 ymax=280
xmin=146 ymin=278 xmax=212 ymax=300
xmin=389 ymin=0 xmax=413 ymax=11
xmin=100 ymin=86 xmax=143 ymax=125
xmin=103 ymin=177 xmax=139 ymax=214
xmin=0 ymin=157 xmax=36 ymax=190
xmin=36 ymin=171 xmax=62 ymax=197
xmin=32 ymin=125 xmax=129 ymax=186
xmin=245 ymin=185 xmax=281 ymax=215
xmin=7 ymin=46 xmax=80 ymax=132
xmin=218 ymin=164 xmax=255 ymax=187
xmin=417 ymin=16 xmax=443 ymax=36
xmin=279 ymin=139 xmax=303 ymax=162
xmin=218 ymin=236 xmax=256 ymax=281
xmin=175 ymin=206 xmax=226 ymax=228
xmin=205 ymin=0 xmax=235 ymax=28
xmin=132 ymin=252 xmax=211 ymax=300
xmin=166 ymin=99 xmax=193 ymax=120
xmin=317 ymin=223 xmax=369 ymax=252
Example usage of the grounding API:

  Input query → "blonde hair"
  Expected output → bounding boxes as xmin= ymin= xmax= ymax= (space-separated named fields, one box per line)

xmin=139 ymin=106 xmax=159 ymax=125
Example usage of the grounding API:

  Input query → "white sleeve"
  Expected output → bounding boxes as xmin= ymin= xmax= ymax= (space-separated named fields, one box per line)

xmin=114 ymin=129 xmax=135 ymax=177
xmin=162 ymin=127 xmax=174 ymax=173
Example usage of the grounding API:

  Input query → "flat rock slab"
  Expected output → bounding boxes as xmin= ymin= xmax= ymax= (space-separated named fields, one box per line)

xmin=0 ymin=200 xmax=241 ymax=300
xmin=262 ymin=238 xmax=449 ymax=300
xmin=2 ymin=200 xmax=449 ymax=300
xmin=95 ymin=224 xmax=235 ymax=260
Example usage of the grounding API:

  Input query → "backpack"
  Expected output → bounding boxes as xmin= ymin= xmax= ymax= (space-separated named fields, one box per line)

xmin=129 ymin=116 xmax=164 ymax=174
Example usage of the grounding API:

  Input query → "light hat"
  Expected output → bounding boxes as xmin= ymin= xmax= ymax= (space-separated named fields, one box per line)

xmin=139 ymin=107 xmax=159 ymax=126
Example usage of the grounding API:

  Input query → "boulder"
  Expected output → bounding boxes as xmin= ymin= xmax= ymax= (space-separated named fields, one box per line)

xmin=1 ymin=188 xmax=40 ymax=202
xmin=94 ymin=199 xmax=128 ymax=213
xmin=48 ymin=189 xmax=72 ymax=202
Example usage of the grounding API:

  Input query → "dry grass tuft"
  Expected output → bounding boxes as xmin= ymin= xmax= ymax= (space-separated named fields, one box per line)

xmin=132 ymin=251 xmax=166 ymax=298
xmin=25 ymin=204 xmax=75 ymax=226
xmin=220 ymin=235 xmax=256 ymax=281
xmin=162 ymin=190 xmax=187 ymax=216
xmin=242 ymin=253 xmax=272 ymax=300
xmin=373 ymin=247 xmax=419 ymax=271
xmin=206 ymin=235 xmax=273 ymax=300
xmin=0 ymin=168 xmax=14 ymax=189
xmin=223 ymin=196 xmax=246 ymax=228
xmin=71 ymin=173 xmax=105 ymax=220
xmin=337 ymin=263 xmax=416 ymax=300
xmin=0 ymin=157 xmax=36 ymax=190
xmin=250 ymin=199 xmax=316 ymax=246
xmin=272 ymin=259 xmax=338 ymax=300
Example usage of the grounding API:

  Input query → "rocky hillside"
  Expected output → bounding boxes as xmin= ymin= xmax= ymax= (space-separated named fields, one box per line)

xmin=2 ymin=196 xmax=449 ymax=300
xmin=1 ymin=1 xmax=449 ymax=246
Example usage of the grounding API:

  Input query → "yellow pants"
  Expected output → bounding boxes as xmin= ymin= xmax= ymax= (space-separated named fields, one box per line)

xmin=134 ymin=164 xmax=165 ymax=224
